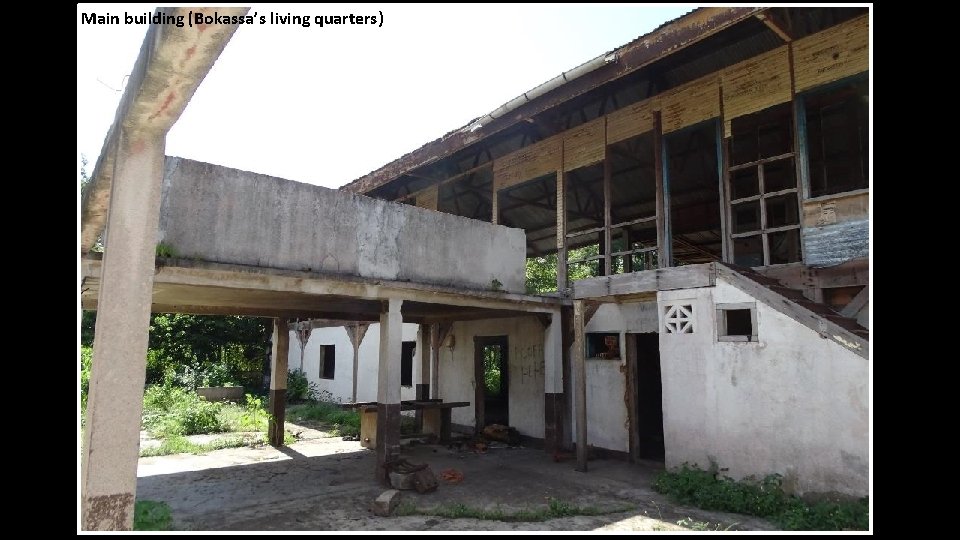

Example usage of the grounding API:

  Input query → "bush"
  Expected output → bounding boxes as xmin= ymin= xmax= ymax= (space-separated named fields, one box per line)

xmin=653 ymin=464 xmax=868 ymax=531
xmin=134 ymin=500 xmax=172 ymax=531
xmin=80 ymin=347 xmax=93 ymax=413
xmin=286 ymin=369 xmax=318 ymax=402
xmin=142 ymin=384 xmax=224 ymax=437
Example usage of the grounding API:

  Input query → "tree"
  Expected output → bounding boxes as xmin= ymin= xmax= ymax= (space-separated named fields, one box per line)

xmin=524 ymin=245 xmax=601 ymax=294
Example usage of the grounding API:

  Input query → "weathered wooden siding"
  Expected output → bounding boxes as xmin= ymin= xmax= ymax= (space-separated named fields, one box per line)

xmin=415 ymin=185 xmax=438 ymax=210
xmin=606 ymin=97 xmax=656 ymax=145
xmin=563 ymin=117 xmax=606 ymax=171
xmin=493 ymin=135 xmax=561 ymax=192
xmin=721 ymin=46 xmax=792 ymax=137
xmin=793 ymin=14 xmax=869 ymax=92
xmin=661 ymin=74 xmax=720 ymax=134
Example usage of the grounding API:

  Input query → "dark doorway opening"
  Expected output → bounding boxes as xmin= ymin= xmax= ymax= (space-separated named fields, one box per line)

xmin=474 ymin=336 xmax=509 ymax=431
xmin=627 ymin=333 xmax=664 ymax=461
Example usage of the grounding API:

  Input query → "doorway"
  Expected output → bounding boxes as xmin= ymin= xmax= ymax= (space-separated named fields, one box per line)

xmin=474 ymin=336 xmax=509 ymax=432
xmin=626 ymin=333 xmax=664 ymax=461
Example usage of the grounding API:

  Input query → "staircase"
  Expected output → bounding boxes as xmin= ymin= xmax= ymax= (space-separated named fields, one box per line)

xmin=717 ymin=263 xmax=869 ymax=359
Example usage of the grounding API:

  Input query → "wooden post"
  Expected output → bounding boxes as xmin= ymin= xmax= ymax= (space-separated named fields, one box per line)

xmin=556 ymin=168 xmax=568 ymax=291
xmin=573 ymin=299 xmax=588 ymax=472
xmin=603 ymin=144 xmax=613 ymax=276
xmin=268 ymin=318 xmax=291 ymax=447
xmin=654 ymin=110 xmax=670 ymax=268
xmin=346 ymin=324 xmax=369 ymax=403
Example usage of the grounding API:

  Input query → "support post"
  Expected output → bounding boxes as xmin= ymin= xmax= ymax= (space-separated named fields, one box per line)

xmin=573 ymin=300 xmax=588 ymax=472
xmin=346 ymin=323 xmax=369 ymax=403
xmin=654 ymin=110 xmax=671 ymax=268
xmin=556 ymin=167 xmax=568 ymax=292
xmin=543 ymin=311 xmax=565 ymax=454
xmin=81 ymin=131 xmax=165 ymax=531
xmin=268 ymin=318 xmax=291 ymax=447
xmin=603 ymin=144 xmax=612 ymax=276
xmin=376 ymin=299 xmax=404 ymax=484
xmin=415 ymin=324 xmax=432 ymax=427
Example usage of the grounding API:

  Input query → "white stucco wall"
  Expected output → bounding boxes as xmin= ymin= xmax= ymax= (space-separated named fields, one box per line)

xmin=658 ymin=277 xmax=869 ymax=496
xmin=569 ymin=302 xmax=659 ymax=454
xmin=436 ymin=317 xmax=546 ymax=439
xmin=288 ymin=323 xmax=421 ymax=403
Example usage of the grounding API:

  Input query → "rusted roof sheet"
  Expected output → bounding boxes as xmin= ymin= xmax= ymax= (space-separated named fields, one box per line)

xmin=340 ymin=7 xmax=764 ymax=195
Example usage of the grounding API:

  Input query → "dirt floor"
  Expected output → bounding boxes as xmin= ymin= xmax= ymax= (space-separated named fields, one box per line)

xmin=137 ymin=422 xmax=776 ymax=531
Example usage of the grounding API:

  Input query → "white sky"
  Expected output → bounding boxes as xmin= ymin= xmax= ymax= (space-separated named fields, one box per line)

xmin=77 ymin=3 xmax=695 ymax=188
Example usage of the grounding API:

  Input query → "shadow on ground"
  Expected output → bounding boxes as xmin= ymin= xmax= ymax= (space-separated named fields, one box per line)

xmin=137 ymin=426 xmax=776 ymax=531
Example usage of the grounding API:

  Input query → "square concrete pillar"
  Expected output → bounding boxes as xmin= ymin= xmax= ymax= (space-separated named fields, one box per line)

xmin=268 ymin=318 xmax=291 ymax=447
xmin=376 ymin=299 xmax=403 ymax=484
xmin=415 ymin=324 xmax=431 ymax=427
xmin=543 ymin=310 xmax=565 ymax=454
xmin=80 ymin=132 xmax=166 ymax=530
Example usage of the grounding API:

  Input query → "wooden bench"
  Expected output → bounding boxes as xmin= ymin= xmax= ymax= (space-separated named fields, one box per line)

xmin=340 ymin=400 xmax=470 ymax=449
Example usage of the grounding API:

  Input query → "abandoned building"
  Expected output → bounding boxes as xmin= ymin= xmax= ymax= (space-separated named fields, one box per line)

xmin=79 ymin=6 xmax=870 ymax=530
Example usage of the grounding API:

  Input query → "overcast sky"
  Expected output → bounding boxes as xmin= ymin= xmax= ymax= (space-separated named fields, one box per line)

xmin=77 ymin=3 xmax=695 ymax=189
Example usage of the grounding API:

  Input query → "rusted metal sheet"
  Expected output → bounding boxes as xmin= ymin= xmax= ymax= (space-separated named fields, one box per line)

xmin=721 ymin=45 xmax=791 ymax=136
xmin=341 ymin=7 xmax=764 ymax=196
xmin=792 ymin=14 xmax=868 ymax=92
xmin=801 ymin=219 xmax=868 ymax=268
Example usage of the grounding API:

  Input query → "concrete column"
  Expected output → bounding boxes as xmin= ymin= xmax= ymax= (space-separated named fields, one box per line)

xmin=376 ymin=299 xmax=403 ymax=484
xmin=415 ymin=324 xmax=432 ymax=426
xmin=543 ymin=310 xmax=564 ymax=454
xmin=430 ymin=323 xmax=445 ymax=399
xmin=573 ymin=300 xmax=588 ymax=472
xmin=80 ymin=131 xmax=165 ymax=531
xmin=268 ymin=319 xmax=290 ymax=447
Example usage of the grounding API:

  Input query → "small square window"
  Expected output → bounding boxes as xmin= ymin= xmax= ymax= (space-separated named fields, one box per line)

xmin=716 ymin=303 xmax=758 ymax=342
xmin=587 ymin=332 xmax=621 ymax=359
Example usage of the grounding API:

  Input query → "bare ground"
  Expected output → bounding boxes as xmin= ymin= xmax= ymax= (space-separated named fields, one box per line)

xmin=136 ymin=423 xmax=776 ymax=531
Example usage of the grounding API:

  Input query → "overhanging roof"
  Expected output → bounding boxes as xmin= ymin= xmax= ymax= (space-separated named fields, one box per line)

xmin=338 ymin=7 xmax=764 ymax=196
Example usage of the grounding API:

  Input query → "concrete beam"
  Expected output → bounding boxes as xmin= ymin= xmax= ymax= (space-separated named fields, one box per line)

xmin=80 ymin=7 xmax=248 ymax=253
xmin=81 ymin=258 xmax=564 ymax=315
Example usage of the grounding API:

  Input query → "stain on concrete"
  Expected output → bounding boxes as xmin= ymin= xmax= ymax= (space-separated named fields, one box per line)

xmin=83 ymin=492 xmax=134 ymax=531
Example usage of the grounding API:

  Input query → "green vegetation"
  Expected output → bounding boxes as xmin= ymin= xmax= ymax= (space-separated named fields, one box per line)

xmin=142 ymin=385 xmax=225 ymax=438
xmin=287 ymin=401 xmax=360 ymax=437
xmin=654 ymin=464 xmax=869 ymax=531
xmin=396 ymin=498 xmax=631 ymax=522
xmin=133 ymin=500 xmax=173 ymax=531
xmin=82 ymin=311 xmax=270 ymax=390
xmin=482 ymin=346 xmax=502 ymax=398
xmin=287 ymin=368 xmax=319 ymax=402
xmin=490 ymin=278 xmax=503 ymax=291
xmin=139 ymin=434 xmax=263 ymax=457
xmin=155 ymin=242 xmax=178 ymax=258
xmin=138 ymin=386 xmax=288 ymax=457
xmin=80 ymin=346 xmax=92 ymax=414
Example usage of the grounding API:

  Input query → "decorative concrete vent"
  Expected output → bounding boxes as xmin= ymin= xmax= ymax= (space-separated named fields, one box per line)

xmin=663 ymin=303 xmax=694 ymax=334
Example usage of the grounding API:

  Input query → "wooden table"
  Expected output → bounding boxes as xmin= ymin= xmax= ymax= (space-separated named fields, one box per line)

xmin=341 ymin=400 xmax=470 ymax=449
